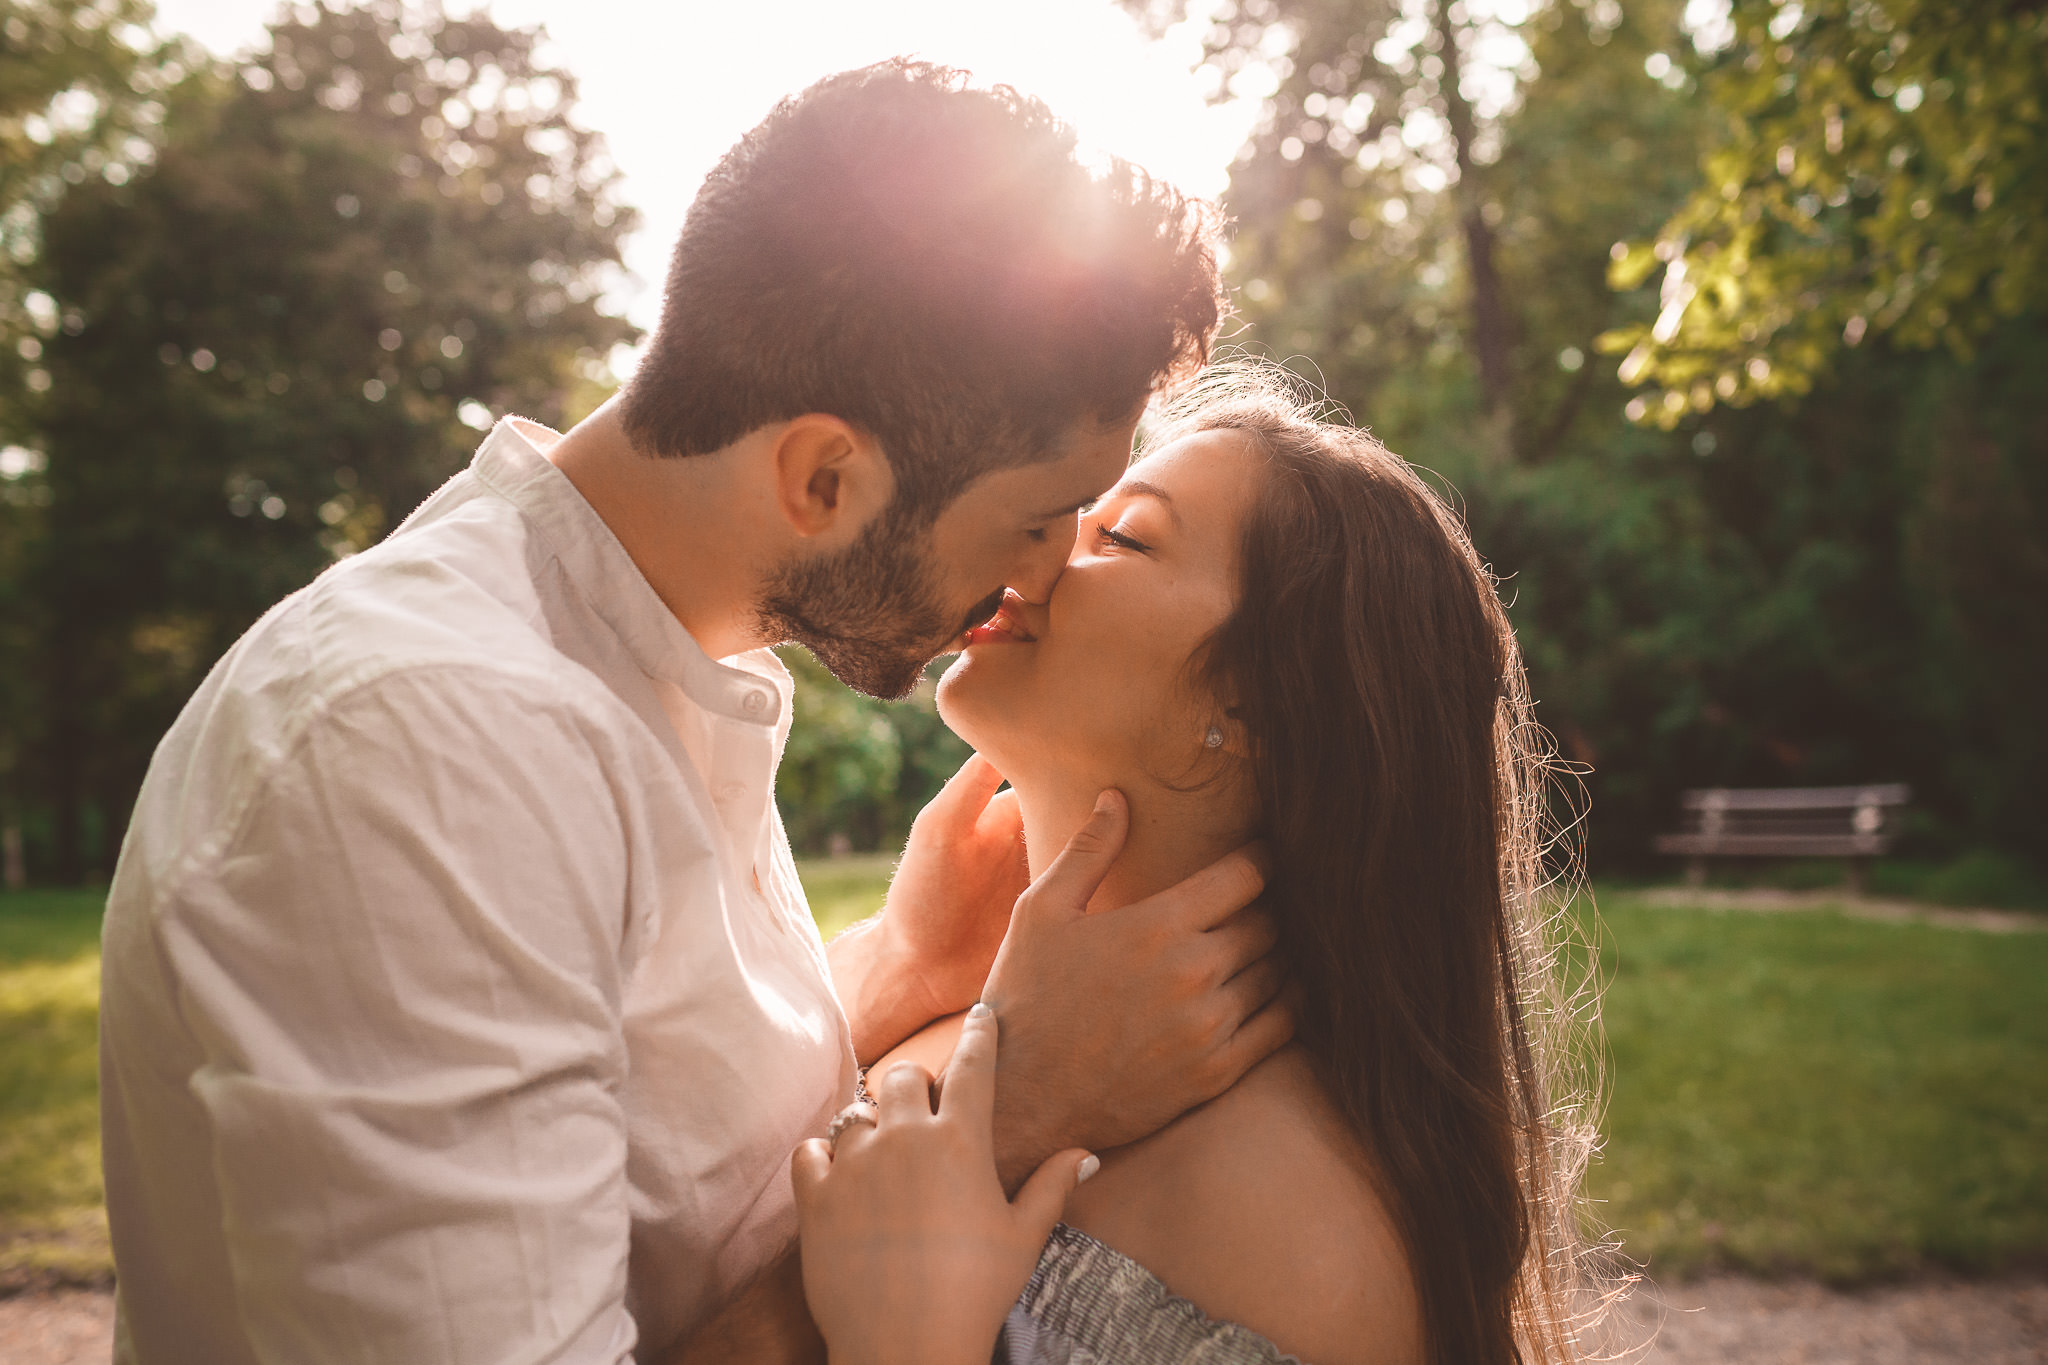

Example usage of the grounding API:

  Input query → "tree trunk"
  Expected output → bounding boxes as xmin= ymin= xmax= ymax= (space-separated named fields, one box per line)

xmin=1529 ymin=355 xmax=1599 ymax=463
xmin=1433 ymin=0 xmax=1515 ymax=460
xmin=48 ymin=623 xmax=85 ymax=885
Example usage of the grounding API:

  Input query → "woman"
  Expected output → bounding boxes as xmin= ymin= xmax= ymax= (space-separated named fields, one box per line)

xmin=792 ymin=364 xmax=1606 ymax=1365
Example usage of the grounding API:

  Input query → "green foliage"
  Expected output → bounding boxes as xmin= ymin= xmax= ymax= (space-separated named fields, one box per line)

xmin=2 ymin=0 xmax=637 ymax=881
xmin=0 ymin=1 xmax=172 ymax=873
xmin=1604 ymin=0 xmax=2048 ymax=420
xmin=1457 ymin=314 xmax=2048 ymax=866
xmin=1588 ymin=891 xmax=2048 ymax=1279
xmin=1176 ymin=0 xmax=2045 ymax=874
xmin=1150 ymin=0 xmax=1711 ymax=464
xmin=1195 ymin=0 xmax=1710 ymax=466
xmin=1915 ymin=851 xmax=2045 ymax=911
xmin=1143 ymin=0 xmax=1529 ymax=453
xmin=775 ymin=648 xmax=971 ymax=857
xmin=0 ymin=0 xmax=165 ymax=413
xmin=1 ymin=0 xmax=2040 ymax=892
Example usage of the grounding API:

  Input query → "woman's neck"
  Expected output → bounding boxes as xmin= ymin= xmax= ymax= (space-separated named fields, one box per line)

xmin=1012 ymin=761 xmax=1258 ymax=911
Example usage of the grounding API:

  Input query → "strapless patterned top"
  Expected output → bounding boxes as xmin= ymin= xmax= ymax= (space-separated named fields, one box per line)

xmin=993 ymin=1223 xmax=1307 ymax=1364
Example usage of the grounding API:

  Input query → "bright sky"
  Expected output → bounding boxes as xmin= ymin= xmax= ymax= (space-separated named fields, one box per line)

xmin=152 ymin=0 xmax=1260 ymax=356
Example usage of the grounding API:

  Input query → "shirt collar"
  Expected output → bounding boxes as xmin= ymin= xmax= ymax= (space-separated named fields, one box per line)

xmin=468 ymin=417 xmax=789 ymax=727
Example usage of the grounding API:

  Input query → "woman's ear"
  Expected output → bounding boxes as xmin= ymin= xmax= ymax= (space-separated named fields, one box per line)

xmin=1211 ymin=712 xmax=1251 ymax=758
xmin=771 ymin=414 xmax=894 ymax=541
xmin=1199 ymin=701 xmax=1251 ymax=758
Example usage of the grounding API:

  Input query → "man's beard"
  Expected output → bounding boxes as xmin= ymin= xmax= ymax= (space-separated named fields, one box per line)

xmin=755 ymin=508 xmax=1004 ymax=700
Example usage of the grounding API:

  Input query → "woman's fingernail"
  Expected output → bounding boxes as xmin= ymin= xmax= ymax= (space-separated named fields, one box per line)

xmin=1094 ymin=790 xmax=1118 ymax=815
xmin=1076 ymin=1153 xmax=1100 ymax=1184
xmin=968 ymin=1001 xmax=994 ymax=1020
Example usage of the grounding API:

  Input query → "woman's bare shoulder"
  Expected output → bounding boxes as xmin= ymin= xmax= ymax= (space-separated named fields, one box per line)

xmin=1062 ymin=1045 xmax=1424 ymax=1365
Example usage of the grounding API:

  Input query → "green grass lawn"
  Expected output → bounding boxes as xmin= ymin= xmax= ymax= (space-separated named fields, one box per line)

xmin=3 ymin=876 xmax=2041 ymax=1289
xmin=1587 ymin=890 xmax=2047 ymax=1282
xmin=0 ymin=891 xmax=111 ymax=1289
xmin=798 ymin=853 xmax=898 ymax=940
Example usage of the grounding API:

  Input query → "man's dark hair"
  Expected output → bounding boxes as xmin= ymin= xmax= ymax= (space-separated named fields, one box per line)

xmin=617 ymin=59 xmax=1225 ymax=524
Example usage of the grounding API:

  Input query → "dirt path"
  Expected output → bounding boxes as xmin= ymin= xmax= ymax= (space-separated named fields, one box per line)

xmin=1633 ymin=885 xmax=2047 ymax=934
xmin=7 ymin=1277 xmax=2045 ymax=1363
xmin=0 ymin=1289 xmax=112 ymax=1365
xmin=1596 ymin=1275 xmax=2048 ymax=1362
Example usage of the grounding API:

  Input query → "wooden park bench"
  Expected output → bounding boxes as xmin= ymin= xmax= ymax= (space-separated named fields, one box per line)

xmin=1654 ymin=784 xmax=1911 ymax=893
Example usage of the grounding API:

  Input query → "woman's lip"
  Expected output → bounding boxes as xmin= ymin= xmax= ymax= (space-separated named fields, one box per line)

xmin=963 ymin=603 xmax=1036 ymax=646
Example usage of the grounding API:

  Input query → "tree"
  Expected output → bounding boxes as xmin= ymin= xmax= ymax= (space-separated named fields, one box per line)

xmin=1138 ymin=0 xmax=1716 ymax=464
xmin=1137 ymin=0 xmax=2045 ymax=878
xmin=1129 ymin=0 xmax=1568 ymax=457
xmin=1602 ymin=0 xmax=2048 ymax=423
xmin=15 ymin=0 xmax=637 ymax=880
xmin=1494 ymin=318 xmax=2048 ymax=875
xmin=1 ymin=0 xmax=166 ymax=409
xmin=1 ymin=0 xmax=175 ymax=885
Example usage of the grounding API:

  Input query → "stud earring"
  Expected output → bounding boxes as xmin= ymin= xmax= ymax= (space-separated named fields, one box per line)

xmin=1204 ymin=725 xmax=1225 ymax=749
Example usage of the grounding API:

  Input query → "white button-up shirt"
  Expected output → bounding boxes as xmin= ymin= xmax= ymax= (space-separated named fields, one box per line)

xmin=99 ymin=419 xmax=856 ymax=1364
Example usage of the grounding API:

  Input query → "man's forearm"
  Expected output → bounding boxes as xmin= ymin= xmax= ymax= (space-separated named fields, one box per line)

xmin=825 ymin=916 xmax=950 ymax=1066
xmin=659 ymin=1248 xmax=824 ymax=1365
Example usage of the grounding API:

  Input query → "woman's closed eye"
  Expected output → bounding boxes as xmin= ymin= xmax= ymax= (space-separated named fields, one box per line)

xmin=1094 ymin=521 xmax=1153 ymax=554
xmin=1027 ymin=498 xmax=1102 ymax=543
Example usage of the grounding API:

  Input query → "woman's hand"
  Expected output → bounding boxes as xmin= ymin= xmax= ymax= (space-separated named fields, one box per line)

xmin=791 ymin=1003 xmax=1097 ymax=1365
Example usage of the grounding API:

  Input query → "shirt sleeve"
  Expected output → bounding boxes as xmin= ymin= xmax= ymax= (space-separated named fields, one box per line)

xmin=158 ymin=664 xmax=661 ymax=1365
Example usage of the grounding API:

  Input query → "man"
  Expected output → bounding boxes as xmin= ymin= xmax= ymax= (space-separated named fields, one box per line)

xmin=99 ymin=61 xmax=1288 ymax=1363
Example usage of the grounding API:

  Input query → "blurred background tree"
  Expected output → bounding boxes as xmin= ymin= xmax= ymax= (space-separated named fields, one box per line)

xmin=3 ymin=0 xmax=636 ymax=880
xmin=0 ymin=0 xmax=2040 ymax=1301
xmin=1145 ymin=0 xmax=1708 ymax=464
xmin=1129 ymin=0 xmax=2044 ymax=893
xmin=1 ymin=0 xmax=161 ymax=388
xmin=1 ymin=0 xmax=173 ymax=887
xmin=0 ymin=0 xmax=2040 ymax=897
xmin=1604 ymin=0 xmax=2048 ymax=414
xmin=776 ymin=651 xmax=969 ymax=857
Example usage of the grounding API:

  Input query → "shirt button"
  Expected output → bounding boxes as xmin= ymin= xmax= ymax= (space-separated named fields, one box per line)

xmin=740 ymin=688 xmax=768 ymax=716
xmin=717 ymin=782 xmax=748 ymax=804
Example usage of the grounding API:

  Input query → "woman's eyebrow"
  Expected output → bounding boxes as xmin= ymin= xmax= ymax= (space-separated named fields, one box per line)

xmin=1108 ymin=479 xmax=1185 ymax=530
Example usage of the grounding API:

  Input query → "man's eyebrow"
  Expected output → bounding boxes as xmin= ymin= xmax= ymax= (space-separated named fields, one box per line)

xmin=1106 ymin=479 xmax=1184 ymax=529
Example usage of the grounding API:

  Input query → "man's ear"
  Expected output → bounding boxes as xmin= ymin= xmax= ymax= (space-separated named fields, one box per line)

xmin=770 ymin=414 xmax=893 ymax=541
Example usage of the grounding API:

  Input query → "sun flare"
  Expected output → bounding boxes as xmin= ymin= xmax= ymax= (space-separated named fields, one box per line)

xmin=152 ymin=0 xmax=1259 ymax=357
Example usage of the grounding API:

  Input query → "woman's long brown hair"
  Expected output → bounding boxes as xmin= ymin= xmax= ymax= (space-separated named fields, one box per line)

xmin=1152 ymin=364 xmax=1610 ymax=1364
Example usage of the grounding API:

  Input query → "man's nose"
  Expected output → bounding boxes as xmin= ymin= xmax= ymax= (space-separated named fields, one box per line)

xmin=1008 ymin=517 xmax=1079 ymax=605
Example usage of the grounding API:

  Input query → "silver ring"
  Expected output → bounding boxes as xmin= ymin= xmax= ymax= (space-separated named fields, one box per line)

xmin=825 ymin=1101 xmax=879 ymax=1152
